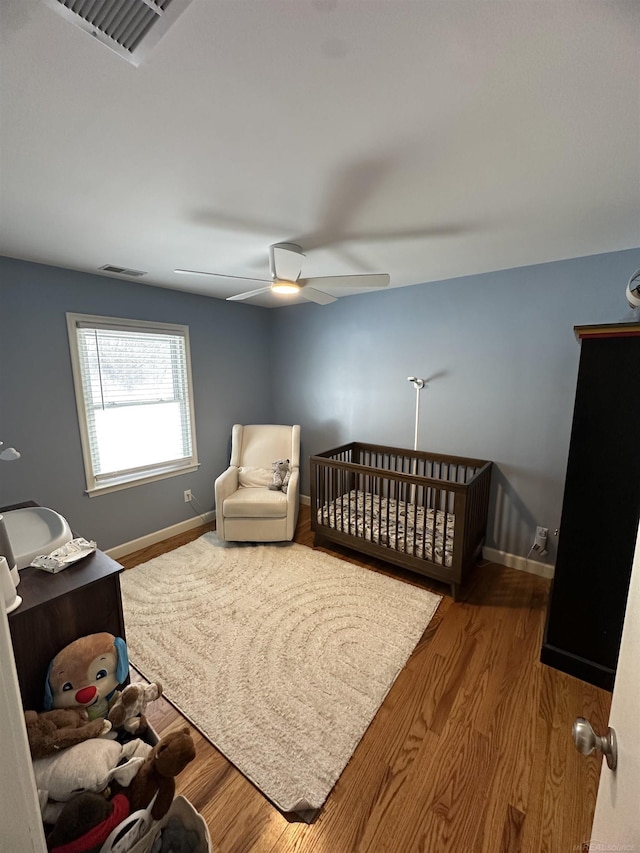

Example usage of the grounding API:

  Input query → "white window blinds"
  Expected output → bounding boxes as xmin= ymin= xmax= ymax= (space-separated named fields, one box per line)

xmin=67 ymin=314 xmax=199 ymax=494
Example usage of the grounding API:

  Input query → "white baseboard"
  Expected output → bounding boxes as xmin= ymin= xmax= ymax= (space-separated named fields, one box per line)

xmin=106 ymin=501 xmax=552 ymax=580
xmin=109 ymin=497 xmax=311 ymax=561
xmin=106 ymin=510 xmax=216 ymax=561
xmin=482 ymin=546 xmax=554 ymax=579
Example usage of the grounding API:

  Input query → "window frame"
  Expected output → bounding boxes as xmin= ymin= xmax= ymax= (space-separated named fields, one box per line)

xmin=66 ymin=312 xmax=200 ymax=497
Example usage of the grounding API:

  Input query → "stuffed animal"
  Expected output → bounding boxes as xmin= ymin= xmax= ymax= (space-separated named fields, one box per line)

xmin=24 ymin=709 xmax=111 ymax=760
xmin=124 ymin=727 xmax=196 ymax=820
xmin=47 ymin=792 xmax=130 ymax=853
xmin=108 ymin=681 xmax=162 ymax=735
xmin=44 ymin=632 xmax=129 ymax=720
xmin=33 ymin=736 xmax=151 ymax=824
xmin=268 ymin=459 xmax=291 ymax=494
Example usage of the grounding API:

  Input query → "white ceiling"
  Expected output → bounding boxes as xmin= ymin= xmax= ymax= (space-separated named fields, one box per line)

xmin=1 ymin=0 xmax=639 ymax=307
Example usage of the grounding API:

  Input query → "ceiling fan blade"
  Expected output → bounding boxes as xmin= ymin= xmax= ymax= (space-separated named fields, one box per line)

xmin=270 ymin=243 xmax=304 ymax=282
xmin=300 ymin=286 xmax=337 ymax=305
xmin=226 ymin=286 xmax=272 ymax=302
xmin=304 ymin=273 xmax=390 ymax=290
xmin=175 ymin=269 xmax=270 ymax=284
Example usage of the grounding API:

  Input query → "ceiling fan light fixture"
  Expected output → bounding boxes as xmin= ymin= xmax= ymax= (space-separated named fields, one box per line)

xmin=177 ymin=242 xmax=390 ymax=305
xmin=271 ymin=281 xmax=301 ymax=295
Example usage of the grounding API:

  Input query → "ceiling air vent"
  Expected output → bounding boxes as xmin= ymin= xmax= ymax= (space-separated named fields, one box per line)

xmin=99 ymin=264 xmax=147 ymax=277
xmin=41 ymin=0 xmax=195 ymax=66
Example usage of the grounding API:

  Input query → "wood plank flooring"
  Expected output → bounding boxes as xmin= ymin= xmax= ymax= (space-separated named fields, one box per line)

xmin=118 ymin=507 xmax=610 ymax=853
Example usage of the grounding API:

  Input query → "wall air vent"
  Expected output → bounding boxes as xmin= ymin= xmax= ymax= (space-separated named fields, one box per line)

xmin=99 ymin=264 xmax=147 ymax=277
xmin=41 ymin=0 xmax=195 ymax=66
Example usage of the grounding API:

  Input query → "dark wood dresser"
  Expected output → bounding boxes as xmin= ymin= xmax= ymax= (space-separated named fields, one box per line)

xmin=541 ymin=323 xmax=640 ymax=689
xmin=4 ymin=505 xmax=127 ymax=711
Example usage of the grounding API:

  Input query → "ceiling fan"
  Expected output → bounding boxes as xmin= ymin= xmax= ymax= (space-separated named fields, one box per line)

xmin=175 ymin=242 xmax=390 ymax=305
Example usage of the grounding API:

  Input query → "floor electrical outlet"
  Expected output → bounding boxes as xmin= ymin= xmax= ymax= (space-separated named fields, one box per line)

xmin=184 ymin=489 xmax=192 ymax=503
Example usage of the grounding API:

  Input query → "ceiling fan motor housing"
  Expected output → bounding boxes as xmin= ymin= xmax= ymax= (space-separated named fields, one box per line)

xmin=270 ymin=243 xmax=305 ymax=282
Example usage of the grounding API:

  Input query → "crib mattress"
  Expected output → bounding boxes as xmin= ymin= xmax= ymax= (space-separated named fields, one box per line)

xmin=317 ymin=489 xmax=455 ymax=567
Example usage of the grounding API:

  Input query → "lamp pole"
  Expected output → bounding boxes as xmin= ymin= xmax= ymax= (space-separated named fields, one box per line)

xmin=407 ymin=377 xmax=425 ymax=451
xmin=407 ymin=377 xmax=425 ymax=504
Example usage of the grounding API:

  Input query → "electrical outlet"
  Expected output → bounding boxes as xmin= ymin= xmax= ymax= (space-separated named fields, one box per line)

xmin=184 ymin=489 xmax=192 ymax=503
xmin=532 ymin=526 xmax=548 ymax=555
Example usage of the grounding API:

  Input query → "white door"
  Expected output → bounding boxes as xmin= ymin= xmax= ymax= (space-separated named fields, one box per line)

xmin=0 ymin=604 xmax=47 ymax=851
xmin=589 ymin=518 xmax=640 ymax=847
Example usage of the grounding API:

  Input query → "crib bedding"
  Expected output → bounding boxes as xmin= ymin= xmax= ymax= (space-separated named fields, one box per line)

xmin=318 ymin=489 xmax=455 ymax=567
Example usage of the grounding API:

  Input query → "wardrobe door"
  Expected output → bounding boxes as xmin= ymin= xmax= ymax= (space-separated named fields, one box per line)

xmin=541 ymin=327 xmax=640 ymax=690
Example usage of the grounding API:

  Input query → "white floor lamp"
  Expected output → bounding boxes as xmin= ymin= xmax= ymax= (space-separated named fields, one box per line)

xmin=407 ymin=376 xmax=426 ymax=451
xmin=407 ymin=376 xmax=426 ymax=504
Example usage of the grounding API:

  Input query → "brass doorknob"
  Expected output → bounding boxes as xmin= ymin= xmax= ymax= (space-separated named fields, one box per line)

xmin=573 ymin=717 xmax=617 ymax=770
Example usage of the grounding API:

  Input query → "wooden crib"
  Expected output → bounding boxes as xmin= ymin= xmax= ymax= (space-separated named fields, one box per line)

xmin=310 ymin=442 xmax=492 ymax=599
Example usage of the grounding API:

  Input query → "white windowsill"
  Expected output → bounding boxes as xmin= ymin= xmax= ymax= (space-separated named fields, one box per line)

xmin=85 ymin=462 xmax=201 ymax=497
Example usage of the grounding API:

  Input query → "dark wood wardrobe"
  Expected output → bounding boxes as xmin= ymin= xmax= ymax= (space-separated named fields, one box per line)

xmin=541 ymin=323 xmax=640 ymax=690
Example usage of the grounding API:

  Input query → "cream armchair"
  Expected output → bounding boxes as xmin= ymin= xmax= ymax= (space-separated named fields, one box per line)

xmin=214 ymin=424 xmax=300 ymax=542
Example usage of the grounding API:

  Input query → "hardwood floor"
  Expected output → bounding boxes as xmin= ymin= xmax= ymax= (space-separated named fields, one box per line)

xmin=119 ymin=508 xmax=610 ymax=853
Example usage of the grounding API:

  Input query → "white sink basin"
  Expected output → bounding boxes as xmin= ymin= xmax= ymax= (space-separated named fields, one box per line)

xmin=1 ymin=507 xmax=73 ymax=570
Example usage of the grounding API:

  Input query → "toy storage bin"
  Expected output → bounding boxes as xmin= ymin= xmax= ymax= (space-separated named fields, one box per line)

xmin=99 ymin=793 xmax=213 ymax=853
xmin=96 ymin=723 xmax=214 ymax=852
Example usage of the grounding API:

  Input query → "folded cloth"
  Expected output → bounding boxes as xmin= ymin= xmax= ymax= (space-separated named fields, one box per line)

xmin=31 ymin=538 xmax=97 ymax=573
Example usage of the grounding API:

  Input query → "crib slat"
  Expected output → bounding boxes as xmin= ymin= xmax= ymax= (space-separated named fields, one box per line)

xmin=442 ymin=487 xmax=449 ymax=566
xmin=431 ymin=487 xmax=438 ymax=563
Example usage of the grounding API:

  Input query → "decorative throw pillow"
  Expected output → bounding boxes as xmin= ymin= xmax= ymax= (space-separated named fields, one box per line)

xmin=238 ymin=466 xmax=273 ymax=488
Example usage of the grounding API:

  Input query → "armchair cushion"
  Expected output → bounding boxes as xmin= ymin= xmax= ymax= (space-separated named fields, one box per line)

xmin=223 ymin=488 xmax=288 ymax=518
xmin=238 ymin=466 xmax=273 ymax=488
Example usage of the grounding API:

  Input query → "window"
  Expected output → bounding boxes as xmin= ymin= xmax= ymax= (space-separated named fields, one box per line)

xmin=67 ymin=313 xmax=199 ymax=496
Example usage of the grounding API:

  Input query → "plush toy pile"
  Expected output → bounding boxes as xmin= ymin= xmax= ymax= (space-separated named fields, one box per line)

xmin=23 ymin=632 xmax=198 ymax=853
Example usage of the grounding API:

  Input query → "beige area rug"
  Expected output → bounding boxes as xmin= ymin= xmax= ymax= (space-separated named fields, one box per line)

xmin=120 ymin=533 xmax=441 ymax=816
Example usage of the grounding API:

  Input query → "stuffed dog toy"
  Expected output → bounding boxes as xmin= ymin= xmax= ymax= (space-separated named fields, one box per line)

xmin=44 ymin=632 xmax=129 ymax=720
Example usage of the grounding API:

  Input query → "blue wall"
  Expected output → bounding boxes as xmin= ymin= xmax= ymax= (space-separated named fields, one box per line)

xmin=2 ymin=249 xmax=639 ymax=558
xmin=269 ymin=248 xmax=640 ymax=561
xmin=0 ymin=257 xmax=271 ymax=549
